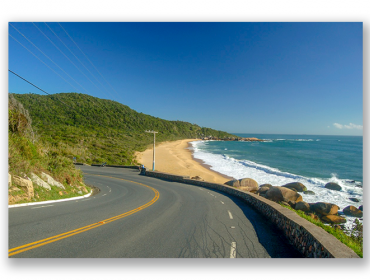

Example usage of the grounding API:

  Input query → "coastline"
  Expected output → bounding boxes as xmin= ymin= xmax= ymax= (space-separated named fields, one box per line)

xmin=135 ymin=139 xmax=232 ymax=185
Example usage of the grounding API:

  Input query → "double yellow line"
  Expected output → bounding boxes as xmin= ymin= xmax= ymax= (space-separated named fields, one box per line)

xmin=9 ymin=174 xmax=160 ymax=257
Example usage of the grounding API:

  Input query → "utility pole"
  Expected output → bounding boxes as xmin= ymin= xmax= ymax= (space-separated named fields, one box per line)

xmin=145 ymin=130 xmax=158 ymax=171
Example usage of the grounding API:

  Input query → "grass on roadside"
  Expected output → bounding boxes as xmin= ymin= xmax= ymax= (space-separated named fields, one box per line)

xmin=8 ymin=182 xmax=91 ymax=205
xmin=279 ymin=203 xmax=363 ymax=258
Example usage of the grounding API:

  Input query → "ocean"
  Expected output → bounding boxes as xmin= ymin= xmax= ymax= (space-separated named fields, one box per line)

xmin=189 ymin=134 xmax=363 ymax=229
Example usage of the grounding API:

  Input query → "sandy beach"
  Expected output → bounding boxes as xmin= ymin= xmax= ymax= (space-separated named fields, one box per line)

xmin=135 ymin=139 xmax=232 ymax=185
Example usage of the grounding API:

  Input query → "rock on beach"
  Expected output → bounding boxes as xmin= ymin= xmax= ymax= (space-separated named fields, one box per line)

xmin=225 ymin=178 xmax=258 ymax=190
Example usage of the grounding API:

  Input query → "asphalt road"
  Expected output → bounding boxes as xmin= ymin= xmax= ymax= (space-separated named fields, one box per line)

xmin=8 ymin=166 xmax=301 ymax=258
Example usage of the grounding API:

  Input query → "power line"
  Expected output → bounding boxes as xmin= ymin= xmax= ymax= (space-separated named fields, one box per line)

xmin=9 ymin=34 xmax=80 ymax=91
xmin=45 ymin=23 xmax=117 ymax=101
xmin=8 ymin=69 xmax=106 ymax=129
xmin=8 ymin=70 xmax=133 ymax=142
xmin=32 ymin=23 xmax=102 ymax=93
xmin=58 ymin=23 xmax=122 ymax=100
xmin=9 ymin=23 xmax=90 ymax=94
xmin=27 ymin=23 xmax=121 ymax=120
xmin=9 ymin=69 xmax=49 ymax=95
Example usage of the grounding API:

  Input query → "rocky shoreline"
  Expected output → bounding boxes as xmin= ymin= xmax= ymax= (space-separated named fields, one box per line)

xmin=224 ymin=178 xmax=363 ymax=226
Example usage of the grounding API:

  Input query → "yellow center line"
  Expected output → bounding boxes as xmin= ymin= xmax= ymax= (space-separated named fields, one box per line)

xmin=9 ymin=174 xmax=160 ymax=257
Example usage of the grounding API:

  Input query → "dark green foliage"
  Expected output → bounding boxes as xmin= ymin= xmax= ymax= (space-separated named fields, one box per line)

xmin=11 ymin=92 xmax=237 ymax=165
xmin=8 ymin=94 xmax=83 ymax=186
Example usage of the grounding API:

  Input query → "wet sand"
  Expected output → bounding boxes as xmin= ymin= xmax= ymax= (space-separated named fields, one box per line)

xmin=135 ymin=139 xmax=232 ymax=185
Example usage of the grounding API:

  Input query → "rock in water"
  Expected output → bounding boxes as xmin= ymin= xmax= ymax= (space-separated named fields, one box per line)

xmin=348 ymin=197 xmax=360 ymax=202
xmin=310 ymin=202 xmax=339 ymax=216
xmin=325 ymin=182 xmax=342 ymax=191
xmin=303 ymin=190 xmax=315 ymax=195
xmin=343 ymin=206 xmax=363 ymax=217
xmin=282 ymin=182 xmax=307 ymax=192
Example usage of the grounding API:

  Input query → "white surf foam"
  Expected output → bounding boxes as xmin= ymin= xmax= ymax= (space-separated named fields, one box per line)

xmin=190 ymin=141 xmax=363 ymax=229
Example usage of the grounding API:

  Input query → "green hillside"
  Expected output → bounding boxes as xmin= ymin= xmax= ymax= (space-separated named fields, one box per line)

xmin=11 ymin=92 xmax=236 ymax=165
xmin=8 ymin=94 xmax=86 ymax=202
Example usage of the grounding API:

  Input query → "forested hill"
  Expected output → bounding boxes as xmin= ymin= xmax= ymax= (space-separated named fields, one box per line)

xmin=11 ymin=92 xmax=236 ymax=165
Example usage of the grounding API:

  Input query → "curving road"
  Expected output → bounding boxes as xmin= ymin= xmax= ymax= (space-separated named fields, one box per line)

xmin=8 ymin=166 xmax=301 ymax=258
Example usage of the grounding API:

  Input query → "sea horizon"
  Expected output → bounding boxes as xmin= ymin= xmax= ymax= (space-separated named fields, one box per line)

xmin=190 ymin=133 xmax=363 ymax=229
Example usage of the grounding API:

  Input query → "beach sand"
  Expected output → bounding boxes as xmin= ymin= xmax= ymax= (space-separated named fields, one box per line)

xmin=135 ymin=139 xmax=232 ymax=185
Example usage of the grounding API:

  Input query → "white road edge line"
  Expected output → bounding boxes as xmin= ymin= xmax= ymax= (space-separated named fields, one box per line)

xmin=8 ymin=190 xmax=93 ymax=208
xmin=228 ymin=210 xmax=233 ymax=220
xmin=31 ymin=205 xmax=54 ymax=209
xmin=230 ymin=242 xmax=237 ymax=258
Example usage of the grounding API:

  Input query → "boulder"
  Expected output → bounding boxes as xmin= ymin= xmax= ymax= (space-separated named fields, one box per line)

xmin=282 ymin=182 xmax=307 ymax=192
xmin=30 ymin=173 xmax=51 ymax=191
xmin=12 ymin=175 xmax=34 ymax=200
xmin=288 ymin=201 xmax=296 ymax=209
xmin=295 ymin=201 xmax=310 ymax=212
xmin=225 ymin=178 xmax=259 ymax=189
xmin=239 ymin=178 xmax=259 ymax=189
xmin=191 ymin=176 xmax=204 ymax=181
xmin=310 ymin=202 xmax=339 ymax=216
xmin=303 ymin=190 xmax=315 ymax=195
xmin=225 ymin=179 xmax=240 ymax=188
xmin=348 ymin=197 xmax=360 ymax=203
xmin=321 ymin=215 xmax=347 ymax=224
xmin=257 ymin=184 xmax=272 ymax=195
xmin=325 ymin=182 xmax=342 ymax=191
xmin=359 ymin=205 xmax=363 ymax=211
xmin=280 ymin=201 xmax=290 ymax=207
xmin=264 ymin=186 xmax=303 ymax=203
xmin=239 ymin=186 xmax=258 ymax=193
xmin=343 ymin=206 xmax=363 ymax=218
xmin=41 ymin=172 xmax=65 ymax=189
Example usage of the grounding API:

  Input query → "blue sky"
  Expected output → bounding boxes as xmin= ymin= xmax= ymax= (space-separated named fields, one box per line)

xmin=8 ymin=22 xmax=363 ymax=136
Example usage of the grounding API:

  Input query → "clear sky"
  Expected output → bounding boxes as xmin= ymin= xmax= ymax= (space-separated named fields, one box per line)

xmin=8 ymin=22 xmax=363 ymax=136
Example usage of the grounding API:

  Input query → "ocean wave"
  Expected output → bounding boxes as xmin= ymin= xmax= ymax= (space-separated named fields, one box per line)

xmin=263 ymin=138 xmax=315 ymax=142
xmin=190 ymin=141 xmax=362 ymax=229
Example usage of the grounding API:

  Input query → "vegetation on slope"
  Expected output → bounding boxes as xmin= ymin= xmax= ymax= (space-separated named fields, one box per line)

xmin=8 ymin=94 xmax=89 ymax=204
xmin=279 ymin=202 xmax=363 ymax=257
xmin=11 ymin=92 xmax=237 ymax=165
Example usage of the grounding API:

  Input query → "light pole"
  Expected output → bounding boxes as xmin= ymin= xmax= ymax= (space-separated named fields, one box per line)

xmin=145 ymin=130 xmax=158 ymax=171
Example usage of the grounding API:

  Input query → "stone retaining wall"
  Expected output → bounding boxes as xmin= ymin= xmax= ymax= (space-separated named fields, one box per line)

xmin=144 ymin=170 xmax=359 ymax=258
xmin=88 ymin=164 xmax=139 ymax=169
